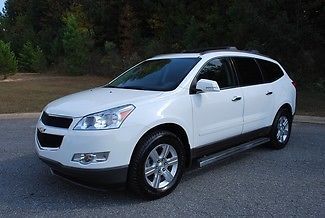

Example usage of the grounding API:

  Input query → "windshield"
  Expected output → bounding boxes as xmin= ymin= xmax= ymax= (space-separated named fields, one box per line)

xmin=106 ymin=58 xmax=200 ymax=91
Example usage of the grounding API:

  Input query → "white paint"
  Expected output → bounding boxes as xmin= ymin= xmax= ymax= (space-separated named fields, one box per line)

xmin=35 ymin=50 xmax=296 ymax=170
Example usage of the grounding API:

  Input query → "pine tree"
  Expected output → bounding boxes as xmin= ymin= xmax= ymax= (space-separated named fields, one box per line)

xmin=62 ymin=6 xmax=91 ymax=75
xmin=0 ymin=40 xmax=18 ymax=78
xmin=18 ymin=41 xmax=46 ymax=72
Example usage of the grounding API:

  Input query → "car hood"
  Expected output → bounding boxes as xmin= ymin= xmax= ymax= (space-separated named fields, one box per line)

xmin=44 ymin=87 xmax=163 ymax=117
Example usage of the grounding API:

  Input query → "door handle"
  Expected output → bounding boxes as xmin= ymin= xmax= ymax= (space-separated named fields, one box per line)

xmin=266 ymin=91 xmax=273 ymax=96
xmin=232 ymin=96 xmax=242 ymax=101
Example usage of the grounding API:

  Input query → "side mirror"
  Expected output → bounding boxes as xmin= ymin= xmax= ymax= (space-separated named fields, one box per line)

xmin=196 ymin=79 xmax=220 ymax=93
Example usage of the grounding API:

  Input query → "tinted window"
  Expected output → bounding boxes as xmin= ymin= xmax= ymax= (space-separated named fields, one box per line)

xmin=107 ymin=58 xmax=200 ymax=91
xmin=197 ymin=58 xmax=236 ymax=89
xmin=233 ymin=57 xmax=263 ymax=86
xmin=257 ymin=59 xmax=284 ymax=83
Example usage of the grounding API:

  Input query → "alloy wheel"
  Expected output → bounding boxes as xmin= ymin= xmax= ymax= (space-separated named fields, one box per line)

xmin=144 ymin=144 xmax=178 ymax=189
xmin=276 ymin=116 xmax=289 ymax=143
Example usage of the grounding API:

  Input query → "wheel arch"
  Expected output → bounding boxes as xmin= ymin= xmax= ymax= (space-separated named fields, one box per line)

xmin=277 ymin=103 xmax=293 ymax=119
xmin=131 ymin=123 xmax=192 ymax=168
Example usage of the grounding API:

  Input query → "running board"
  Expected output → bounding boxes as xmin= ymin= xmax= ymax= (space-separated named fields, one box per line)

xmin=197 ymin=137 xmax=270 ymax=168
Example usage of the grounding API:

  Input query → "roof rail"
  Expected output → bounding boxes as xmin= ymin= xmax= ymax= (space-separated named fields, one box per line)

xmin=247 ymin=49 xmax=260 ymax=54
xmin=154 ymin=47 xmax=269 ymax=58
xmin=182 ymin=46 xmax=238 ymax=54
xmin=244 ymin=49 xmax=270 ymax=57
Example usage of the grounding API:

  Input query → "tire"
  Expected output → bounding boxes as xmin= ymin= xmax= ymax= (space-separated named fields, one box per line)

xmin=127 ymin=130 xmax=185 ymax=199
xmin=268 ymin=109 xmax=293 ymax=149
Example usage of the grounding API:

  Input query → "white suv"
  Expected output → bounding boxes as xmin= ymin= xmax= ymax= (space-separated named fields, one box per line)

xmin=35 ymin=48 xmax=296 ymax=198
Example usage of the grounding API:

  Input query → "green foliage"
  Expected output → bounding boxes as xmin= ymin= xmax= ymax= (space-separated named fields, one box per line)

xmin=119 ymin=2 xmax=139 ymax=57
xmin=0 ymin=40 xmax=18 ymax=78
xmin=0 ymin=0 xmax=323 ymax=86
xmin=62 ymin=10 xmax=90 ymax=75
xmin=0 ymin=15 xmax=5 ymax=40
xmin=183 ymin=17 xmax=202 ymax=49
xmin=104 ymin=41 xmax=117 ymax=52
xmin=141 ymin=39 xmax=164 ymax=58
xmin=101 ymin=41 xmax=121 ymax=75
xmin=18 ymin=41 xmax=46 ymax=72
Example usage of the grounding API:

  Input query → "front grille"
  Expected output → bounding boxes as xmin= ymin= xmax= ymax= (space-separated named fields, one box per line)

xmin=37 ymin=130 xmax=64 ymax=148
xmin=41 ymin=112 xmax=73 ymax=129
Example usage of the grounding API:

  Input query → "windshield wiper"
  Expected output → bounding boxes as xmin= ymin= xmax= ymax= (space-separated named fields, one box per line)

xmin=104 ymin=85 xmax=118 ymax=88
xmin=120 ymin=86 xmax=148 ymax=90
xmin=104 ymin=85 xmax=158 ymax=91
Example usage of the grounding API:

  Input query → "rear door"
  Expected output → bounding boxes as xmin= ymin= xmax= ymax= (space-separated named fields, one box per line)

xmin=191 ymin=57 xmax=244 ymax=147
xmin=256 ymin=58 xmax=285 ymax=123
xmin=232 ymin=57 xmax=274 ymax=133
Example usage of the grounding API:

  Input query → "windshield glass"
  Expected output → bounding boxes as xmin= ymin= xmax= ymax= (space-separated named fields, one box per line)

xmin=106 ymin=58 xmax=200 ymax=91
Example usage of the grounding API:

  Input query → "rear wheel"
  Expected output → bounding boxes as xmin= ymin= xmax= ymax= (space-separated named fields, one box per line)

xmin=268 ymin=109 xmax=292 ymax=149
xmin=128 ymin=130 xmax=185 ymax=199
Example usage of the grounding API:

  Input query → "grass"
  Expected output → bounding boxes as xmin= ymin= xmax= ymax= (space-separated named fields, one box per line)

xmin=0 ymin=74 xmax=110 ymax=114
xmin=0 ymin=73 xmax=324 ymax=116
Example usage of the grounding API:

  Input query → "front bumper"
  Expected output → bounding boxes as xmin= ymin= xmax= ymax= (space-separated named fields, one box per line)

xmin=35 ymin=113 xmax=146 ymax=186
xmin=40 ymin=157 xmax=128 ymax=187
xmin=35 ymin=117 xmax=143 ymax=168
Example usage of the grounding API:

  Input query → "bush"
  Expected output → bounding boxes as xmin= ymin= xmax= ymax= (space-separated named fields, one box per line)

xmin=0 ymin=40 xmax=18 ymax=79
xmin=18 ymin=41 xmax=46 ymax=72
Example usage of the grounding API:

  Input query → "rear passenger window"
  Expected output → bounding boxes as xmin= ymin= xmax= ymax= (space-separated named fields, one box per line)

xmin=233 ymin=57 xmax=263 ymax=86
xmin=257 ymin=59 xmax=284 ymax=83
xmin=197 ymin=58 xmax=236 ymax=89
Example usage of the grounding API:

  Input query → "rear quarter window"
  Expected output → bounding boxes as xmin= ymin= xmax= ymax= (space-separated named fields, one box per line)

xmin=257 ymin=59 xmax=284 ymax=83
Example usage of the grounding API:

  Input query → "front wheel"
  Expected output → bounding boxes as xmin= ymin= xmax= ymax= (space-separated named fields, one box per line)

xmin=268 ymin=109 xmax=292 ymax=149
xmin=128 ymin=130 xmax=185 ymax=199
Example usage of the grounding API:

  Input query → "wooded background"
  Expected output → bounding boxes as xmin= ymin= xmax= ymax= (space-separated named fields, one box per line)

xmin=0 ymin=0 xmax=324 ymax=90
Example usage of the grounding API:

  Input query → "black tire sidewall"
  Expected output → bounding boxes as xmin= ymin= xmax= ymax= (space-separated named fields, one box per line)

xmin=130 ymin=131 xmax=185 ymax=199
xmin=270 ymin=109 xmax=292 ymax=148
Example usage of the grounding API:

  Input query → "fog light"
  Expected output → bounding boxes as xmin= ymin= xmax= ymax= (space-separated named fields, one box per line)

xmin=72 ymin=152 xmax=109 ymax=165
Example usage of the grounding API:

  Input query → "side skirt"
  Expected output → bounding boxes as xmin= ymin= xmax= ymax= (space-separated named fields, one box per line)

xmin=197 ymin=137 xmax=270 ymax=167
xmin=191 ymin=126 xmax=271 ymax=161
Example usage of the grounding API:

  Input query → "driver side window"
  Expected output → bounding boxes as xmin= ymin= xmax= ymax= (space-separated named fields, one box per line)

xmin=198 ymin=58 xmax=236 ymax=89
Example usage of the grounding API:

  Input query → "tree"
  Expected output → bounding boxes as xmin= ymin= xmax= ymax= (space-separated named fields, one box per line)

xmin=62 ymin=7 xmax=91 ymax=74
xmin=18 ymin=41 xmax=46 ymax=72
xmin=1 ymin=0 xmax=36 ymax=53
xmin=0 ymin=0 xmax=323 ymax=87
xmin=82 ymin=0 xmax=122 ymax=47
xmin=0 ymin=40 xmax=18 ymax=79
xmin=0 ymin=13 xmax=5 ymax=40
xmin=100 ymin=41 xmax=122 ymax=75
xmin=119 ymin=2 xmax=139 ymax=57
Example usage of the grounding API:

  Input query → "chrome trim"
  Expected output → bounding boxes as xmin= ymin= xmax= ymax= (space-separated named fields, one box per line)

xmin=198 ymin=137 xmax=270 ymax=167
xmin=232 ymin=96 xmax=242 ymax=101
xmin=43 ymin=111 xmax=74 ymax=119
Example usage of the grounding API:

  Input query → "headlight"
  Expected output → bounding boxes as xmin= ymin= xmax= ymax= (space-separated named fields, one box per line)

xmin=74 ymin=104 xmax=135 ymax=130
